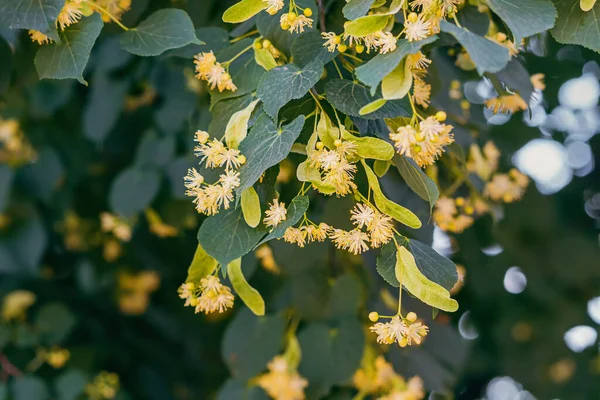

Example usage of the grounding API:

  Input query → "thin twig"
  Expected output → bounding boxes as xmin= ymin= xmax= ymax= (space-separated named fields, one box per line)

xmin=317 ymin=0 xmax=326 ymax=31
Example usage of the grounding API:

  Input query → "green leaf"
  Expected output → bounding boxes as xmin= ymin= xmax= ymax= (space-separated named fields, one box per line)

xmin=382 ymin=59 xmax=412 ymax=100
xmin=237 ymin=114 xmax=305 ymax=194
xmin=257 ymin=60 xmax=323 ymax=118
xmin=343 ymin=0 xmax=376 ymax=20
xmin=241 ymin=187 xmax=262 ymax=228
xmin=257 ymin=195 xmax=310 ymax=245
xmin=134 ymin=131 xmax=175 ymax=167
xmin=316 ymin=111 xmax=339 ymax=149
xmin=395 ymin=154 xmax=439 ymax=211
xmin=581 ymin=0 xmax=597 ymax=11
xmin=109 ymin=166 xmax=161 ymax=218
xmin=487 ymin=0 xmax=557 ymax=44
xmin=83 ymin=73 xmax=128 ymax=143
xmin=291 ymin=31 xmax=338 ymax=67
xmin=325 ymin=79 xmax=410 ymax=120
xmin=408 ymin=239 xmax=458 ymax=291
xmin=376 ymin=240 xmax=400 ymax=286
xmin=0 ymin=0 xmax=63 ymax=41
xmin=186 ymin=243 xmax=218 ymax=283
xmin=223 ymin=0 xmax=267 ymax=23
xmin=198 ymin=207 xmax=268 ymax=267
xmin=551 ymin=0 xmax=600 ymax=52
xmin=162 ymin=27 xmax=229 ymax=58
xmin=298 ymin=319 xmax=364 ymax=398
xmin=227 ymin=258 xmax=265 ymax=316
xmin=35 ymin=303 xmax=76 ymax=344
xmin=355 ymin=37 xmax=437 ymax=94
xmin=34 ymin=14 xmax=103 ymax=85
xmin=222 ymin=309 xmax=285 ymax=380
xmin=361 ymin=160 xmax=422 ymax=228
xmin=440 ymin=20 xmax=511 ymax=74
xmin=12 ymin=376 xmax=48 ymax=400
xmin=209 ymin=94 xmax=257 ymax=138
xmin=0 ymin=166 xmax=14 ymax=213
xmin=254 ymin=47 xmax=278 ymax=70
xmin=395 ymin=246 xmax=458 ymax=312
xmin=120 ymin=9 xmax=201 ymax=56
xmin=359 ymin=99 xmax=387 ymax=115
xmin=0 ymin=37 xmax=12 ymax=95
xmin=217 ymin=379 xmax=268 ymax=400
xmin=373 ymin=159 xmax=391 ymax=177
xmin=225 ymin=99 xmax=260 ymax=149
xmin=344 ymin=14 xmax=390 ymax=37
xmin=340 ymin=127 xmax=394 ymax=161
xmin=55 ymin=370 xmax=87 ymax=400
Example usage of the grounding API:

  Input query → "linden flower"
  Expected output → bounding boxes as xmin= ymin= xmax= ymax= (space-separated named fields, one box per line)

xmin=367 ymin=212 xmax=394 ymax=248
xmin=45 ymin=347 xmax=71 ymax=369
xmin=29 ymin=30 xmax=52 ymax=45
xmin=404 ymin=15 xmax=431 ymax=41
xmin=369 ymin=316 xmax=408 ymax=345
xmin=195 ymin=139 xmax=226 ymax=168
xmin=264 ymin=0 xmax=284 ymax=15
xmin=93 ymin=0 xmax=132 ymax=23
xmin=410 ymin=0 xmax=435 ymax=10
xmin=302 ymin=223 xmax=330 ymax=242
xmin=184 ymin=168 xmax=204 ymax=190
xmin=217 ymin=147 xmax=244 ymax=170
xmin=418 ymin=116 xmax=445 ymax=140
xmin=350 ymin=203 xmax=375 ymax=228
xmin=440 ymin=0 xmax=462 ymax=15
xmin=194 ymin=52 xmax=217 ymax=79
xmin=195 ymin=276 xmax=235 ymax=314
xmin=282 ymin=14 xmax=313 ymax=34
xmin=485 ymin=94 xmax=528 ymax=114
xmin=283 ymin=227 xmax=306 ymax=247
xmin=330 ymin=228 xmax=370 ymax=255
xmin=321 ymin=31 xmax=340 ymax=52
xmin=413 ymin=78 xmax=431 ymax=108
xmin=390 ymin=118 xmax=454 ymax=167
xmin=484 ymin=169 xmax=529 ymax=203
xmin=467 ymin=141 xmax=500 ymax=181
xmin=256 ymin=356 xmax=308 ymax=400
xmin=405 ymin=321 xmax=429 ymax=345
xmin=56 ymin=0 xmax=84 ymax=30
xmin=373 ymin=31 xmax=397 ymax=54
xmin=432 ymin=197 xmax=475 ymax=233
xmin=379 ymin=376 xmax=425 ymax=400
xmin=218 ymin=169 xmax=240 ymax=191
xmin=2 ymin=290 xmax=36 ymax=321
xmin=406 ymin=51 xmax=431 ymax=70
xmin=389 ymin=126 xmax=417 ymax=156
xmin=264 ymin=199 xmax=287 ymax=228
xmin=193 ymin=51 xmax=237 ymax=92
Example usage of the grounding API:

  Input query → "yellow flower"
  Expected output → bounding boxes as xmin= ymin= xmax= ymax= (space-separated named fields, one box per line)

xmin=187 ymin=276 xmax=235 ymax=314
xmin=410 ymin=0 xmax=435 ymax=10
xmin=330 ymin=228 xmax=370 ymax=255
xmin=484 ymin=169 xmax=529 ymax=203
xmin=370 ymin=316 xmax=407 ymax=345
xmin=432 ymin=197 xmax=475 ymax=233
xmin=413 ymin=78 xmax=431 ymax=108
xmin=45 ymin=347 xmax=71 ymax=368
xmin=406 ymin=51 xmax=431 ymax=70
xmin=184 ymin=168 xmax=205 ymax=191
xmin=485 ymin=94 xmax=528 ymax=114
xmin=29 ymin=30 xmax=52 ymax=45
xmin=367 ymin=212 xmax=394 ymax=248
xmin=56 ymin=0 xmax=84 ymax=30
xmin=281 ymin=14 xmax=313 ymax=33
xmin=2 ymin=290 xmax=36 ymax=321
xmin=467 ymin=141 xmax=500 ymax=181
xmin=100 ymin=213 xmax=132 ymax=242
xmin=350 ymin=203 xmax=375 ymax=228
xmin=255 ymin=245 xmax=280 ymax=273
xmin=321 ymin=31 xmax=339 ymax=52
xmin=264 ymin=199 xmax=287 ymax=228
xmin=531 ymin=73 xmax=546 ymax=91
xmin=404 ymin=15 xmax=431 ymax=41
xmin=283 ymin=227 xmax=306 ymax=247
xmin=373 ymin=31 xmax=397 ymax=54
xmin=264 ymin=0 xmax=284 ymax=15
xmin=86 ymin=371 xmax=119 ymax=400
xmin=93 ymin=0 xmax=131 ymax=23
xmin=256 ymin=356 xmax=308 ymax=400
xmin=302 ymin=223 xmax=330 ymax=242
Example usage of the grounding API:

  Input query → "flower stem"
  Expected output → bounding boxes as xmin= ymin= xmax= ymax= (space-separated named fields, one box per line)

xmin=89 ymin=3 xmax=129 ymax=31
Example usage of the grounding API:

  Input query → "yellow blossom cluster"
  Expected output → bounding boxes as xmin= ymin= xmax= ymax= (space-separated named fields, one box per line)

xmin=185 ymin=130 xmax=245 ymax=216
xmin=282 ymin=222 xmax=330 ymax=248
xmin=433 ymin=196 xmax=479 ymax=233
xmin=85 ymin=371 xmax=120 ymax=400
xmin=389 ymin=114 xmax=454 ymax=167
xmin=256 ymin=356 xmax=308 ymax=400
xmin=309 ymin=139 xmax=358 ymax=196
xmin=353 ymin=352 xmax=425 ymax=400
xmin=100 ymin=212 xmax=133 ymax=242
xmin=369 ymin=312 xmax=429 ymax=347
xmin=323 ymin=30 xmax=398 ymax=54
xmin=44 ymin=346 xmax=71 ymax=369
xmin=404 ymin=0 xmax=463 ymax=41
xmin=255 ymin=245 xmax=280 ymax=273
xmin=178 ymin=276 xmax=235 ymax=315
xmin=484 ymin=168 xmax=529 ymax=203
xmin=194 ymin=52 xmax=237 ymax=92
xmin=407 ymin=51 xmax=433 ymax=108
xmin=93 ymin=0 xmax=131 ymax=23
xmin=145 ymin=209 xmax=178 ymax=238
xmin=118 ymin=271 xmax=160 ymax=315
xmin=264 ymin=199 xmax=288 ymax=228
xmin=279 ymin=5 xmax=313 ymax=34
xmin=0 ymin=118 xmax=36 ymax=165
xmin=1 ymin=290 xmax=36 ymax=321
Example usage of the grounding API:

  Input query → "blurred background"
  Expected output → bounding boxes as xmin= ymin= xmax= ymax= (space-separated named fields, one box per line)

xmin=0 ymin=0 xmax=599 ymax=399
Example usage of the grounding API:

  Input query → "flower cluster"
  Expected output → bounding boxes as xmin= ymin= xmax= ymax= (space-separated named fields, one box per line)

xmin=1 ymin=290 xmax=36 ymax=321
xmin=485 ymin=168 xmax=529 ymax=203
xmin=264 ymin=0 xmax=284 ymax=15
xmin=408 ymin=51 xmax=433 ymax=108
xmin=279 ymin=8 xmax=313 ymax=34
xmin=323 ymin=30 xmax=398 ymax=54
xmin=44 ymin=346 xmax=71 ymax=369
xmin=0 ymin=118 xmax=36 ymax=165
xmin=264 ymin=199 xmax=287 ymax=228
xmin=433 ymin=196 xmax=482 ymax=233
xmin=335 ymin=203 xmax=395 ymax=252
xmin=94 ymin=0 xmax=131 ymax=23
xmin=369 ymin=312 xmax=429 ymax=347
xmin=100 ymin=212 xmax=132 ymax=242
xmin=85 ymin=371 xmax=120 ymax=400
xmin=353 ymin=353 xmax=425 ymax=399
xmin=193 ymin=51 xmax=237 ymax=92
xmin=185 ymin=130 xmax=245 ymax=216
xmin=256 ymin=356 xmax=308 ymax=400
xmin=178 ymin=276 xmax=235 ymax=315
xmin=255 ymin=244 xmax=280 ymax=273
xmin=118 ymin=271 xmax=161 ymax=315
xmin=389 ymin=114 xmax=455 ymax=167
xmin=309 ymin=139 xmax=358 ymax=196
xmin=282 ymin=222 xmax=330 ymax=248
